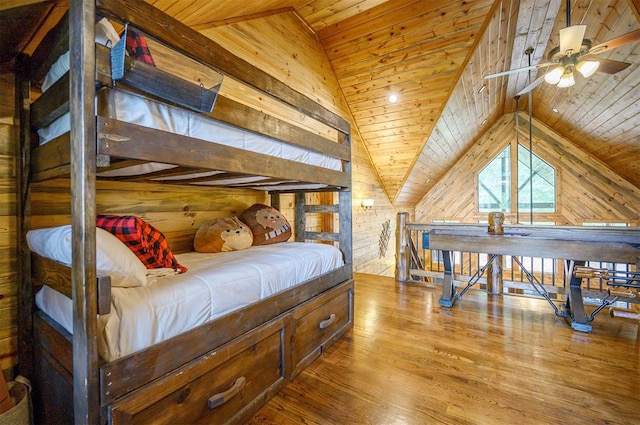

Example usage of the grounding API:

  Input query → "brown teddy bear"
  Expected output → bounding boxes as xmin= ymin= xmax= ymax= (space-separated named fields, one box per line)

xmin=193 ymin=216 xmax=253 ymax=253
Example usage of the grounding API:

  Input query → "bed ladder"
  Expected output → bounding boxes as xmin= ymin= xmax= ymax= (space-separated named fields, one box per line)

xmin=273 ymin=192 xmax=352 ymax=267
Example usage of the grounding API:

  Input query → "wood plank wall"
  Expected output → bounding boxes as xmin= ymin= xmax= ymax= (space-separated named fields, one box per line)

xmin=0 ymin=73 xmax=18 ymax=371
xmin=200 ymin=12 xmax=402 ymax=276
xmin=415 ymin=112 xmax=640 ymax=226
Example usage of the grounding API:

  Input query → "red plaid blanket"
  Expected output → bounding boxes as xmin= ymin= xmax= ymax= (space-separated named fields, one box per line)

xmin=97 ymin=214 xmax=187 ymax=273
xmin=126 ymin=29 xmax=156 ymax=66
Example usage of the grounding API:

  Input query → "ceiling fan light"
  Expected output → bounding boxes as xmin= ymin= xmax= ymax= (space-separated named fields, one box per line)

xmin=557 ymin=71 xmax=575 ymax=88
xmin=544 ymin=66 xmax=565 ymax=85
xmin=576 ymin=60 xmax=600 ymax=78
xmin=559 ymin=25 xmax=587 ymax=55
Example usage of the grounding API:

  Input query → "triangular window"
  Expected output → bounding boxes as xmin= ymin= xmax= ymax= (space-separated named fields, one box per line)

xmin=517 ymin=144 xmax=556 ymax=213
xmin=478 ymin=146 xmax=511 ymax=213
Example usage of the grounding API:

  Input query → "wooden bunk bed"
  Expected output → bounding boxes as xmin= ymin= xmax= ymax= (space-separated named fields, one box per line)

xmin=15 ymin=0 xmax=353 ymax=423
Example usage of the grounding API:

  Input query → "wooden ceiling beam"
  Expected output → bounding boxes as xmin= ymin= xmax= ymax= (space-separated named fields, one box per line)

xmin=0 ymin=0 xmax=51 ymax=12
xmin=628 ymin=0 xmax=640 ymax=22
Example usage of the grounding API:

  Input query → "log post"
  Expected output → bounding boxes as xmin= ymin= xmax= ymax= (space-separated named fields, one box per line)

xmin=396 ymin=212 xmax=410 ymax=282
xmin=487 ymin=212 xmax=504 ymax=294
xmin=487 ymin=255 xmax=503 ymax=295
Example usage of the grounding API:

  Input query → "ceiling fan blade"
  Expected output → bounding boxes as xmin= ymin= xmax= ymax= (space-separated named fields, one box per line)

xmin=559 ymin=25 xmax=586 ymax=55
xmin=484 ymin=62 xmax=554 ymax=79
xmin=588 ymin=28 xmax=640 ymax=55
xmin=515 ymin=76 xmax=545 ymax=96
xmin=594 ymin=58 xmax=632 ymax=74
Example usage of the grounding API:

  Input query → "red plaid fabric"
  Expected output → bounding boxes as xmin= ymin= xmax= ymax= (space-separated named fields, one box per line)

xmin=125 ymin=30 xmax=156 ymax=66
xmin=97 ymin=214 xmax=187 ymax=273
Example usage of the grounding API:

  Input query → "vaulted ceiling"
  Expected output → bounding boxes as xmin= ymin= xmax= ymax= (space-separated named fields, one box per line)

xmin=163 ymin=0 xmax=640 ymax=207
xmin=3 ymin=0 xmax=640 ymax=207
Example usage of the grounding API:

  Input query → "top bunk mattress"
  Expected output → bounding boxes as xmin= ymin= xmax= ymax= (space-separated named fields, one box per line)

xmin=36 ymin=242 xmax=344 ymax=362
xmin=38 ymin=88 xmax=342 ymax=172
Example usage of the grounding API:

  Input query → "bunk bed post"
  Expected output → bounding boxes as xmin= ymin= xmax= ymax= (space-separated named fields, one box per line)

xmin=295 ymin=192 xmax=306 ymax=242
xmin=15 ymin=54 xmax=33 ymax=379
xmin=270 ymin=192 xmax=281 ymax=211
xmin=339 ymin=131 xmax=352 ymax=268
xmin=339 ymin=190 xmax=353 ymax=267
xmin=69 ymin=0 xmax=100 ymax=423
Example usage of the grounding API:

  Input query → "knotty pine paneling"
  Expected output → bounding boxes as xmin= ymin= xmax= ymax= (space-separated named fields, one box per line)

xmin=415 ymin=113 xmax=640 ymax=226
xmin=351 ymin=128 xmax=402 ymax=276
xmin=319 ymin=0 xmax=495 ymax=202
xmin=0 ymin=72 xmax=17 ymax=371
xmin=395 ymin=0 xmax=521 ymax=207
xmin=200 ymin=11 xmax=398 ymax=275
xmin=200 ymin=12 xmax=349 ymax=117
xmin=30 ymin=179 xmax=268 ymax=253
xmin=528 ymin=0 xmax=640 ymax=189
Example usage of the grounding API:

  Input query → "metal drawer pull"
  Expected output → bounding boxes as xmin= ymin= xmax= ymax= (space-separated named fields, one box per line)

xmin=207 ymin=376 xmax=246 ymax=409
xmin=319 ymin=313 xmax=336 ymax=329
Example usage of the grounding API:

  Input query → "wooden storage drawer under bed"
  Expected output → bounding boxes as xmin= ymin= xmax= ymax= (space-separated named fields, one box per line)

xmin=291 ymin=279 xmax=354 ymax=377
xmin=108 ymin=316 xmax=289 ymax=425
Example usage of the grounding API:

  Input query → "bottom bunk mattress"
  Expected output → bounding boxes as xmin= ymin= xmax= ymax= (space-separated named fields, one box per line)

xmin=35 ymin=242 xmax=344 ymax=362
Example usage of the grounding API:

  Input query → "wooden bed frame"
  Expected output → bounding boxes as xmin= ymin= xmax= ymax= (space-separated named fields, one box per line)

xmin=16 ymin=1 xmax=353 ymax=423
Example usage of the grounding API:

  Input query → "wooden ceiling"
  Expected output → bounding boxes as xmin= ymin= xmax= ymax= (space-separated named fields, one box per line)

xmin=157 ymin=0 xmax=640 ymax=206
xmin=3 ymin=0 xmax=640 ymax=207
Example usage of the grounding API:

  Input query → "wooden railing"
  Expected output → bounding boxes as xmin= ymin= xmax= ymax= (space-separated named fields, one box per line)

xmin=395 ymin=213 xmax=640 ymax=319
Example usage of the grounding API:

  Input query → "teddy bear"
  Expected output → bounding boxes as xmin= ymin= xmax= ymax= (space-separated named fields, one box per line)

xmin=193 ymin=216 xmax=253 ymax=253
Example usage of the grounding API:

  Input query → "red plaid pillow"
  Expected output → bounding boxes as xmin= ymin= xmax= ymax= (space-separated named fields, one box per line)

xmin=97 ymin=215 xmax=187 ymax=273
xmin=125 ymin=29 xmax=156 ymax=66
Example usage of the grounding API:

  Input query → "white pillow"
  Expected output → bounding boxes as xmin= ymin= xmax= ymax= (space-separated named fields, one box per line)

xmin=95 ymin=17 xmax=120 ymax=48
xmin=26 ymin=225 xmax=147 ymax=287
xmin=41 ymin=18 xmax=120 ymax=93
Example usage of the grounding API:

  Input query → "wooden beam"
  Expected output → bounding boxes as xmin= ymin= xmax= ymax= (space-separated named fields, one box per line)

xmin=0 ymin=0 xmax=51 ymax=11
xmin=628 ymin=0 xmax=640 ymax=23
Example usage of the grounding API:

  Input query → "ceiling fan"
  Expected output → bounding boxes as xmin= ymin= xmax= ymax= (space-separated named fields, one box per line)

xmin=484 ymin=0 xmax=640 ymax=96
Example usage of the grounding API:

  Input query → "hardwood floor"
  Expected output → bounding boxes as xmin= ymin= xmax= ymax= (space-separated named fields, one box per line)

xmin=247 ymin=273 xmax=640 ymax=424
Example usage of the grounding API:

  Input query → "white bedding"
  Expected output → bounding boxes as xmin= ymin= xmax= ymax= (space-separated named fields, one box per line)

xmin=35 ymin=242 xmax=344 ymax=362
xmin=38 ymin=88 xmax=342 ymax=175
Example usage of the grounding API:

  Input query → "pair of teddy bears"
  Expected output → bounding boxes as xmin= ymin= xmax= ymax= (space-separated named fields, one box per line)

xmin=193 ymin=203 xmax=292 ymax=253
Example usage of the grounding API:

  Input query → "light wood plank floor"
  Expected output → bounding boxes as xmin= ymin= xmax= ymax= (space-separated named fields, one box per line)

xmin=247 ymin=273 xmax=640 ymax=424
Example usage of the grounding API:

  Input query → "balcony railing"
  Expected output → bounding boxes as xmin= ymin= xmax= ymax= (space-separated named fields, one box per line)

xmin=395 ymin=213 xmax=640 ymax=329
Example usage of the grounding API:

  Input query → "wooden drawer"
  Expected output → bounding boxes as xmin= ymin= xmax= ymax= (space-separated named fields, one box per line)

xmin=109 ymin=316 xmax=288 ymax=425
xmin=291 ymin=279 xmax=354 ymax=377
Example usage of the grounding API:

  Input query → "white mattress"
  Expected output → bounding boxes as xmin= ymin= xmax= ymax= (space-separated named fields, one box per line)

xmin=35 ymin=242 xmax=344 ymax=362
xmin=38 ymin=88 xmax=342 ymax=177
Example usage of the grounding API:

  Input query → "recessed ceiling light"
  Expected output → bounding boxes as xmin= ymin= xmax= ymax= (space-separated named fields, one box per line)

xmin=388 ymin=94 xmax=398 ymax=103
xmin=552 ymin=107 xmax=559 ymax=113
xmin=478 ymin=85 xmax=486 ymax=94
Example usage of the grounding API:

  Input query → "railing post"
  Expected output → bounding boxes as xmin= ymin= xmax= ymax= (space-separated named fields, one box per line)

xmin=487 ymin=212 xmax=504 ymax=295
xmin=487 ymin=255 xmax=503 ymax=295
xmin=396 ymin=212 xmax=410 ymax=282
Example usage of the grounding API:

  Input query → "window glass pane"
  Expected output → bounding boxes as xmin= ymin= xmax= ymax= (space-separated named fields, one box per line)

xmin=518 ymin=144 xmax=555 ymax=213
xmin=478 ymin=146 xmax=511 ymax=212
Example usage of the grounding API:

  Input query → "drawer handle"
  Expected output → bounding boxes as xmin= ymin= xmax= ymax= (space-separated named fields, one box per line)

xmin=208 ymin=376 xmax=246 ymax=409
xmin=319 ymin=313 xmax=336 ymax=329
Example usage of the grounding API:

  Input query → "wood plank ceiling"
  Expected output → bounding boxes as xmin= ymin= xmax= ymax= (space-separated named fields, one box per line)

xmin=3 ymin=0 xmax=639 ymax=207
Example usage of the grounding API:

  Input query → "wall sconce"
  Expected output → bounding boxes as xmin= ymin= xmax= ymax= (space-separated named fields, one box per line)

xmin=361 ymin=199 xmax=374 ymax=210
